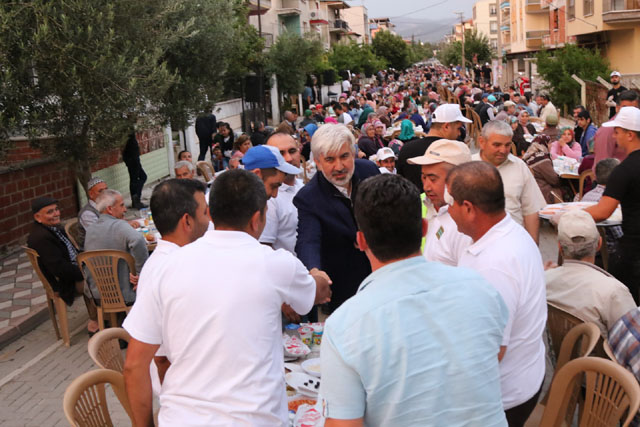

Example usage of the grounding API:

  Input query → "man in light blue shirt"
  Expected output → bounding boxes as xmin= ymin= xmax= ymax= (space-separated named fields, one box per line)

xmin=320 ymin=174 xmax=509 ymax=427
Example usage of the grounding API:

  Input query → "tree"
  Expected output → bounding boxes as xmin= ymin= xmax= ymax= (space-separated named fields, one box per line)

xmin=438 ymin=30 xmax=492 ymax=67
xmin=266 ymin=32 xmax=324 ymax=109
xmin=372 ymin=30 xmax=411 ymax=70
xmin=535 ymin=44 xmax=610 ymax=112
xmin=0 ymin=0 xmax=180 ymax=192
xmin=328 ymin=43 xmax=387 ymax=77
xmin=409 ymin=42 xmax=435 ymax=64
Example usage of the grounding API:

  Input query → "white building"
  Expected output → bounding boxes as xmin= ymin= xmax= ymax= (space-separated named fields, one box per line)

xmin=473 ymin=0 xmax=499 ymax=51
xmin=341 ymin=5 xmax=371 ymax=44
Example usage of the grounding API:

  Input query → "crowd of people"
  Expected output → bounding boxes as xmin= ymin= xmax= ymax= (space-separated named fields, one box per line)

xmin=25 ymin=62 xmax=640 ymax=426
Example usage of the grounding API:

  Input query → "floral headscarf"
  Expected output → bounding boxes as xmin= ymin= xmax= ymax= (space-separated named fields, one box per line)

xmin=523 ymin=134 xmax=551 ymax=167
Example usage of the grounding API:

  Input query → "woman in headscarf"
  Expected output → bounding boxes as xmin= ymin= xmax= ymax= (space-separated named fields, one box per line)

xmin=397 ymin=119 xmax=416 ymax=143
xmin=523 ymin=134 xmax=563 ymax=203
xmin=376 ymin=106 xmax=391 ymax=128
xmin=512 ymin=110 xmax=537 ymax=156
xmin=300 ymin=123 xmax=318 ymax=161
xmin=357 ymin=123 xmax=380 ymax=158
xmin=550 ymin=127 xmax=582 ymax=160
xmin=372 ymin=120 xmax=386 ymax=149
xmin=357 ymin=104 xmax=374 ymax=128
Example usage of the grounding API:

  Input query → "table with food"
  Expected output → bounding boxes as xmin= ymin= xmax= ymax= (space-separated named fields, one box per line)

xmin=539 ymin=201 xmax=622 ymax=226
xmin=283 ymin=322 xmax=326 ymax=427
xmin=135 ymin=208 xmax=161 ymax=251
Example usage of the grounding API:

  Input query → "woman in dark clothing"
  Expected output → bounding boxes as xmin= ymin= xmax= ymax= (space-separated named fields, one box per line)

xmin=212 ymin=122 xmax=234 ymax=158
xmin=357 ymin=123 xmax=382 ymax=158
xmin=523 ymin=135 xmax=563 ymax=203
xmin=512 ymin=110 xmax=537 ymax=156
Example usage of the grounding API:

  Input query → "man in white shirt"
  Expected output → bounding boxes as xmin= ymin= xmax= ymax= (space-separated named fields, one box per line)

xmin=536 ymin=93 xmax=558 ymax=123
xmin=407 ymin=139 xmax=472 ymax=266
xmin=123 ymin=169 xmax=332 ymax=426
xmin=447 ymin=161 xmax=547 ymax=426
xmin=129 ymin=178 xmax=211 ymax=390
xmin=260 ymin=132 xmax=306 ymax=322
xmin=546 ymin=209 xmax=635 ymax=338
xmin=472 ymin=120 xmax=546 ymax=244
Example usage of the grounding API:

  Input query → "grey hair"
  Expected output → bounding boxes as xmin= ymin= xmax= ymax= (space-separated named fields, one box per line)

xmin=96 ymin=189 xmax=121 ymax=212
xmin=311 ymin=123 xmax=356 ymax=159
xmin=174 ymin=160 xmax=195 ymax=173
xmin=560 ymin=236 xmax=599 ymax=261
xmin=595 ymin=158 xmax=620 ymax=186
xmin=482 ymin=120 xmax=514 ymax=138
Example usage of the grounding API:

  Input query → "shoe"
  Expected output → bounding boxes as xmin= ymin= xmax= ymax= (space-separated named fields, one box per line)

xmin=132 ymin=196 xmax=147 ymax=210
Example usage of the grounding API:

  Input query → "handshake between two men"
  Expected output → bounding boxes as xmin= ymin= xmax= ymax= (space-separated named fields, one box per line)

xmin=282 ymin=267 xmax=332 ymax=323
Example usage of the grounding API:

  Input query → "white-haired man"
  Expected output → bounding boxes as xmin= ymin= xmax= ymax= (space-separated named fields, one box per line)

xmin=85 ymin=189 xmax=148 ymax=305
xmin=174 ymin=160 xmax=196 ymax=180
xmin=294 ymin=124 xmax=380 ymax=315
xmin=473 ymin=120 xmax=546 ymax=244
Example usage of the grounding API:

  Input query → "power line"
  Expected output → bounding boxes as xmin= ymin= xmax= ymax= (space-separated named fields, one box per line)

xmin=387 ymin=0 xmax=449 ymax=19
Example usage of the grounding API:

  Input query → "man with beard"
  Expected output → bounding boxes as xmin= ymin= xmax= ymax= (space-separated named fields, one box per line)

xmin=294 ymin=124 xmax=379 ymax=315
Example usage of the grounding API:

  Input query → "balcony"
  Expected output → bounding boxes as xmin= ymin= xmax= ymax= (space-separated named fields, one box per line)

xmin=500 ymin=1 xmax=510 ymax=8
xmin=603 ymin=0 xmax=640 ymax=23
xmin=526 ymin=0 xmax=550 ymax=14
xmin=247 ymin=0 xmax=271 ymax=15
xmin=330 ymin=19 xmax=350 ymax=32
xmin=501 ymin=24 xmax=511 ymax=31
xmin=277 ymin=0 xmax=301 ymax=15
xmin=526 ymin=30 xmax=549 ymax=48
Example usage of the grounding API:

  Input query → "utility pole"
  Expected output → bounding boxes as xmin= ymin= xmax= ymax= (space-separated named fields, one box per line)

xmin=454 ymin=12 xmax=465 ymax=76
xmin=496 ymin=0 xmax=501 ymax=88
xmin=257 ymin=0 xmax=265 ymax=125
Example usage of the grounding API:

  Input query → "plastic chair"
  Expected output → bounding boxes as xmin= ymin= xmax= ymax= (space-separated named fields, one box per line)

xmin=77 ymin=250 xmax=135 ymax=330
xmin=576 ymin=169 xmax=595 ymax=201
xmin=547 ymin=303 xmax=585 ymax=366
xmin=63 ymin=369 xmax=134 ymax=427
xmin=88 ymin=328 xmax=131 ymax=373
xmin=64 ymin=218 xmax=82 ymax=251
xmin=22 ymin=246 xmax=71 ymax=347
xmin=196 ymin=161 xmax=214 ymax=182
xmin=539 ymin=357 xmax=640 ymax=427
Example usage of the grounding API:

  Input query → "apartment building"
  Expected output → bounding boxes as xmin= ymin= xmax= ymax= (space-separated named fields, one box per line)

xmin=370 ymin=17 xmax=396 ymax=39
xmin=474 ymin=0 xmax=499 ymax=51
xmin=445 ymin=19 xmax=474 ymax=43
xmin=341 ymin=5 xmax=371 ymax=44
xmin=247 ymin=0 xmax=355 ymax=50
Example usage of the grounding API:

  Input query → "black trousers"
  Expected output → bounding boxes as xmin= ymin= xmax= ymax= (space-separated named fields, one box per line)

xmin=505 ymin=383 xmax=543 ymax=427
xmin=610 ymin=250 xmax=640 ymax=304
xmin=126 ymin=161 xmax=147 ymax=199
xmin=197 ymin=137 xmax=210 ymax=161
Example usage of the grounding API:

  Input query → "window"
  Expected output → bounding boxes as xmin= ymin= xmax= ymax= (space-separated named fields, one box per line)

xmin=490 ymin=39 xmax=498 ymax=50
xmin=583 ymin=0 xmax=594 ymax=15
xmin=490 ymin=4 xmax=497 ymax=16
xmin=551 ymin=9 xmax=559 ymax=30
xmin=568 ymin=0 xmax=575 ymax=19
xmin=490 ymin=21 xmax=498 ymax=34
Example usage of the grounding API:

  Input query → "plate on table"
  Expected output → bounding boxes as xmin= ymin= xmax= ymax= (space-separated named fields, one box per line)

xmin=301 ymin=358 xmax=321 ymax=378
xmin=285 ymin=372 xmax=320 ymax=397
xmin=539 ymin=202 xmax=595 ymax=219
xmin=284 ymin=335 xmax=310 ymax=359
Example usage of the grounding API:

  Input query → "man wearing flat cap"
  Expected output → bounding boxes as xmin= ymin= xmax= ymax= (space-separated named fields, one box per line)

xmin=546 ymin=209 xmax=635 ymax=338
xmin=27 ymin=196 xmax=99 ymax=333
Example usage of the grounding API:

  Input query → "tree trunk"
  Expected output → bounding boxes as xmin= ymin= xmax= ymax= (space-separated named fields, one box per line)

xmin=74 ymin=157 xmax=92 ymax=197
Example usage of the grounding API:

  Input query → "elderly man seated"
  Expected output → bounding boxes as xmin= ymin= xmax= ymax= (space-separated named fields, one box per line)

xmin=84 ymin=189 xmax=148 ymax=306
xmin=545 ymin=209 xmax=635 ymax=338
xmin=77 ymin=177 xmax=108 ymax=249
xmin=28 ymin=196 xmax=99 ymax=334
xmin=174 ymin=160 xmax=196 ymax=180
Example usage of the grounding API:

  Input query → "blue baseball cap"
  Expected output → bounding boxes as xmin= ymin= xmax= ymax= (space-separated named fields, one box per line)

xmin=488 ymin=95 xmax=497 ymax=103
xmin=242 ymin=145 xmax=301 ymax=175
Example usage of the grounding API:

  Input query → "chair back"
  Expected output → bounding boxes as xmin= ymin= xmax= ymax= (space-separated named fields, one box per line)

xmin=577 ymin=169 xmax=596 ymax=201
xmin=88 ymin=328 xmax=131 ymax=373
xmin=540 ymin=357 xmax=640 ymax=427
xmin=22 ymin=246 xmax=57 ymax=300
xmin=547 ymin=303 xmax=585 ymax=364
xmin=64 ymin=218 xmax=81 ymax=251
xmin=196 ymin=161 xmax=214 ymax=182
xmin=63 ymin=369 xmax=134 ymax=427
xmin=556 ymin=322 xmax=601 ymax=372
xmin=77 ymin=250 xmax=135 ymax=311
xmin=469 ymin=109 xmax=483 ymax=140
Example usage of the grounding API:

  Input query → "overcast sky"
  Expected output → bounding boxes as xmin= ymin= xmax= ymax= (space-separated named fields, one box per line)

xmin=345 ymin=0 xmax=474 ymax=42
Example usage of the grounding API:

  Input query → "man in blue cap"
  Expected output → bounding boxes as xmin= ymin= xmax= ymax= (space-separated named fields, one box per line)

xmin=475 ymin=93 xmax=496 ymax=126
xmin=243 ymin=145 xmax=301 ymax=199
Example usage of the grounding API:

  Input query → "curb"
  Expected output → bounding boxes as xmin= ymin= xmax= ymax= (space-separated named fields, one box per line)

xmin=0 ymin=304 xmax=49 ymax=350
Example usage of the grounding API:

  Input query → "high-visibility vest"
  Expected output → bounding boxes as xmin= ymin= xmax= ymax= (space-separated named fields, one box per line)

xmin=421 ymin=193 xmax=428 ymax=252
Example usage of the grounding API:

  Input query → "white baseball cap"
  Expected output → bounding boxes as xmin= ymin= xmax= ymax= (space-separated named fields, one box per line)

xmin=557 ymin=209 xmax=599 ymax=244
xmin=610 ymin=71 xmax=621 ymax=77
xmin=602 ymin=106 xmax=640 ymax=132
xmin=376 ymin=147 xmax=396 ymax=161
xmin=407 ymin=139 xmax=471 ymax=166
xmin=431 ymin=104 xmax=472 ymax=124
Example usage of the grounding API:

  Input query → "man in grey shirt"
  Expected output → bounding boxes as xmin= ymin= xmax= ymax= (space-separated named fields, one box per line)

xmin=85 ymin=189 xmax=148 ymax=304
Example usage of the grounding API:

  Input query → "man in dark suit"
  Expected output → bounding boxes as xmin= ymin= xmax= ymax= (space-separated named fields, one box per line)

xmin=195 ymin=107 xmax=217 ymax=161
xmin=27 ymin=196 xmax=98 ymax=333
xmin=294 ymin=124 xmax=380 ymax=315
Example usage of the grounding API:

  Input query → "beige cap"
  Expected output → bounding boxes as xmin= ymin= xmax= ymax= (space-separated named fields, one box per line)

xmin=407 ymin=139 xmax=471 ymax=166
xmin=558 ymin=209 xmax=599 ymax=243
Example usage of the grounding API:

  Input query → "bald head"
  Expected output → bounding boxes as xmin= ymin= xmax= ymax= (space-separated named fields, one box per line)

xmin=266 ymin=132 xmax=301 ymax=169
xmin=446 ymin=161 xmax=505 ymax=215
